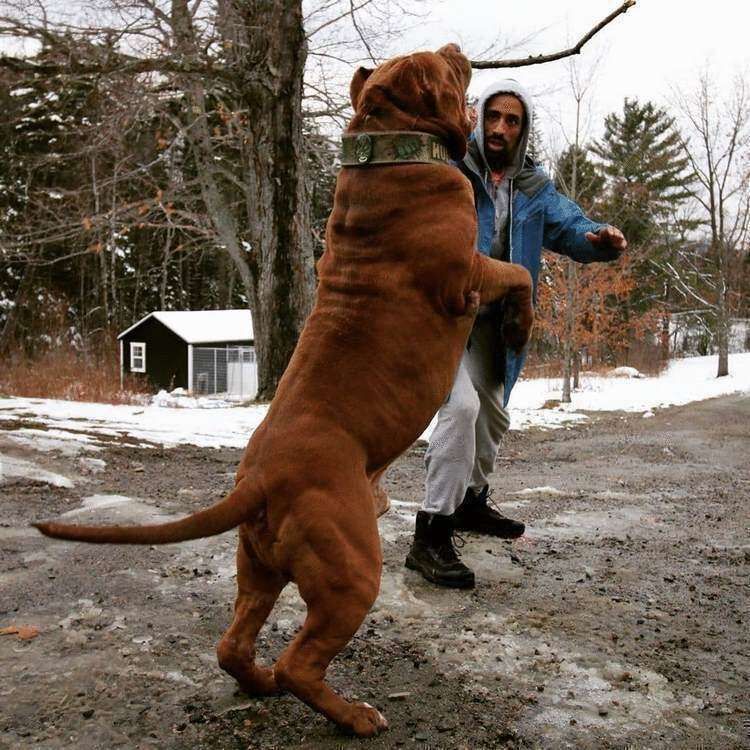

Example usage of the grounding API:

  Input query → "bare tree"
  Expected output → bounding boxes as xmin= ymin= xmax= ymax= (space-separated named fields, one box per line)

xmin=669 ymin=71 xmax=750 ymax=377
xmin=557 ymin=59 xmax=597 ymax=401
xmin=0 ymin=0 xmax=316 ymax=397
xmin=0 ymin=0 xmax=638 ymax=395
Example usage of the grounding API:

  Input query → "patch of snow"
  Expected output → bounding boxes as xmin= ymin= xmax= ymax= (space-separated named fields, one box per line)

xmin=151 ymin=390 xmax=233 ymax=409
xmin=609 ymin=366 xmax=644 ymax=378
xmin=2 ymin=429 xmax=102 ymax=456
xmin=78 ymin=457 xmax=106 ymax=474
xmin=514 ymin=486 xmax=565 ymax=496
xmin=0 ymin=353 xmax=748 ymax=451
xmin=531 ymin=506 xmax=664 ymax=539
xmin=0 ymin=397 xmax=268 ymax=449
xmin=0 ymin=455 xmax=74 ymax=488
xmin=501 ymin=352 xmax=750 ymax=425
xmin=61 ymin=494 xmax=134 ymax=515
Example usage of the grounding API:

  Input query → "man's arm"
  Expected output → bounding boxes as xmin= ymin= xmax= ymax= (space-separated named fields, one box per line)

xmin=542 ymin=185 xmax=627 ymax=263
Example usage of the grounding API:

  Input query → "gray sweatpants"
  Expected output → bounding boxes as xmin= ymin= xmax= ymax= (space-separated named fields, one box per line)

xmin=423 ymin=315 xmax=510 ymax=516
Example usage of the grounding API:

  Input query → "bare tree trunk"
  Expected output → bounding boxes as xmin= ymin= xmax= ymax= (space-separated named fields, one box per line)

xmin=109 ymin=164 xmax=119 ymax=329
xmin=717 ymin=244 xmax=730 ymax=376
xmin=0 ymin=265 xmax=35 ymax=355
xmin=561 ymin=260 xmax=577 ymax=402
xmin=221 ymin=0 xmax=315 ymax=399
xmin=159 ymin=226 xmax=175 ymax=309
xmin=561 ymin=78 xmax=584 ymax=402
xmin=91 ymin=156 xmax=109 ymax=334
xmin=173 ymin=0 xmax=314 ymax=400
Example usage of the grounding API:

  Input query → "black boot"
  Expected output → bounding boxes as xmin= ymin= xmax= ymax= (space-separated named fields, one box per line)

xmin=451 ymin=485 xmax=525 ymax=539
xmin=405 ymin=511 xmax=475 ymax=589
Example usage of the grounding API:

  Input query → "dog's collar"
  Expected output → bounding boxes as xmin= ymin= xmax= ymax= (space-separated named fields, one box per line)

xmin=340 ymin=131 xmax=451 ymax=167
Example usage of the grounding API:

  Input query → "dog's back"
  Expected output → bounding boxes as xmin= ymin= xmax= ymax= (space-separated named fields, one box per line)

xmin=260 ymin=160 xmax=478 ymax=469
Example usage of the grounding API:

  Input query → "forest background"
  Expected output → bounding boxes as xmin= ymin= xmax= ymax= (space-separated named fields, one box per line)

xmin=0 ymin=0 xmax=748 ymax=402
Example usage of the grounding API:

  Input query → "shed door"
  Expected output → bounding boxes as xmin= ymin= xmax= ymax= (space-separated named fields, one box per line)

xmin=226 ymin=348 xmax=257 ymax=398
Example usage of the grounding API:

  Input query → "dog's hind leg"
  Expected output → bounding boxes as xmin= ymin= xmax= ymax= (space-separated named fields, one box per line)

xmin=272 ymin=508 xmax=387 ymax=737
xmin=217 ymin=533 xmax=286 ymax=696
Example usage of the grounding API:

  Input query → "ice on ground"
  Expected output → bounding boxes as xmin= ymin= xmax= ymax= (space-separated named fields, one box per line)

xmin=0 ymin=454 xmax=74 ymax=488
xmin=423 ymin=609 xmax=702 ymax=739
xmin=514 ymin=486 xmax=565 ymax=496
xmin=59 ymin=493 xmax=177 ymax=523
xmin=61 ymin=494 xmax=135 ymax=515
xmin=0 ymin=353 xmax=748 ymax=450
xmin=2 ymin=428 xmax=103 ymax=456
xmin=531 ymin=506 xmax=664 ymax=539
xmin=78 ymin=456 xmax=107 ymax=474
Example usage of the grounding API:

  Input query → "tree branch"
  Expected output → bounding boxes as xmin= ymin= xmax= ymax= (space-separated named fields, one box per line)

xmin=471 ymin=1 xmax=636 ymax=70
xmin=0 ymin=49 xmax=232 ymax=81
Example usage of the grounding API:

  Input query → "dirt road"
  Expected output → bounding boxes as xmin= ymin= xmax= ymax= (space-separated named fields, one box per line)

xmin=1 ymin=394 xmax=748 ymax=749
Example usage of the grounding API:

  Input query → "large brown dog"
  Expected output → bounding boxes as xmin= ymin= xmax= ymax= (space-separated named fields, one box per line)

xmin=34 ymin=44 xmax=533 ymax=737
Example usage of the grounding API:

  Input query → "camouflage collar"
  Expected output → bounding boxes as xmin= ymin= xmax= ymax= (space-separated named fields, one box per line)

xmin=340 ymin=131 xmax=451 ymax=167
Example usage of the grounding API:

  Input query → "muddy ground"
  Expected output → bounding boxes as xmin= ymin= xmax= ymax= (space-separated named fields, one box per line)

xmin=0 ymin=394 xmax=748 ymax=749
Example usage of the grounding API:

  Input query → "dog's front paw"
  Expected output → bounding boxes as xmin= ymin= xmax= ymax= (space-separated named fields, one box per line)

xmin=348 ymin=702 xmax=388 ymax=737
xmin=502 ymin=291 xmax=534 ymax=353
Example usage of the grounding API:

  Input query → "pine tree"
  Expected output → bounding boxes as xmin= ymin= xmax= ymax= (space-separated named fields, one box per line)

xmin=553 ymin=144 xmax=605 ymax=214
xmin=590 ymin=98 xmax=696 ymax=339
xmin=591 ymin=98 xmax=693 ymax=246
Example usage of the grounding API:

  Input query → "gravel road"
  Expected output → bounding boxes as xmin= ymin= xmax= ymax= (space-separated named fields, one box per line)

xmin=1 ymin=393 xmax=748 ymax=749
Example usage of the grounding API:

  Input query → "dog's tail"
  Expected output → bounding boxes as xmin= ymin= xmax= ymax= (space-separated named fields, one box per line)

xmin=33 ymin=476 xmax=261 ymax=545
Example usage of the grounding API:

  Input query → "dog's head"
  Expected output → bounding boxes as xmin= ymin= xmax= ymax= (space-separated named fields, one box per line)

xmin=348 ymin=44 xmax=472 ymax=160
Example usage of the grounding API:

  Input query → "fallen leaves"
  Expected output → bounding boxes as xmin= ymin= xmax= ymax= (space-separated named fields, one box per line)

xmin=0 ymin=625 xmax=40 ymax=641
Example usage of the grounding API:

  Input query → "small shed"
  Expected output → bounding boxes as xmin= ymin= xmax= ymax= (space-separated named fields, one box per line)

xmin=118 ymin=310 xmax=257 ymax=398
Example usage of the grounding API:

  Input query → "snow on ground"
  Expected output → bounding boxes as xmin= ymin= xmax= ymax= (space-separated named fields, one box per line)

xmin=0 ymin=353 xmax=748 ymax=452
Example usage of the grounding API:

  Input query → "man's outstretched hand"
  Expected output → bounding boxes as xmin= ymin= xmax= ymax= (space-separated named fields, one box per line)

xmin=585 ymin=225 xmax=627 ymax=255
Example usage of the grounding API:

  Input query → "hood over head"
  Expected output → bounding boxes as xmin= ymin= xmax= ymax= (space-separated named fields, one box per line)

xmin=472 ymin=78 xmax=533 ymax=179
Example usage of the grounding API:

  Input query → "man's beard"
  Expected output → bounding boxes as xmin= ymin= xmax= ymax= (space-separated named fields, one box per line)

xmin=484 ymin=142 xmax=515 ymax=171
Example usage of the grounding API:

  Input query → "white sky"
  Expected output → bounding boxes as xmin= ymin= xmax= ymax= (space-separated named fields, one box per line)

xmin=3 ymin=1 xmax=748 ymax=154
xmin=387 ymin=0 xmax=750 ymax=152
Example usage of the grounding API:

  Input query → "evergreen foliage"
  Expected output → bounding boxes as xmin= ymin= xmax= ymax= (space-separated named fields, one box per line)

xmin=591 ymin=98 xmax=694 ymax=246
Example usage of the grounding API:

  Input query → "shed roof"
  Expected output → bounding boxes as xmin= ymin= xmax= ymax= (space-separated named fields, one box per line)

xmin=118 ymin=310 xmax=254 ymax=344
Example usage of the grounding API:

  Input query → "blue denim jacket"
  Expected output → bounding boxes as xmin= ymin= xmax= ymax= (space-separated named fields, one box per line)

xmin=457 ymin=155 xmax=615 ymax=406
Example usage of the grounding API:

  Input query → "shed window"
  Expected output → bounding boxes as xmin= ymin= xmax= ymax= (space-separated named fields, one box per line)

xmin=130 ymin=342 xmax=146 ymax=372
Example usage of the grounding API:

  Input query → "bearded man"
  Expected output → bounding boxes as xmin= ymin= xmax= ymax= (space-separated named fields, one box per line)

xmin=406 ymin=80 xmax=628 ymax=588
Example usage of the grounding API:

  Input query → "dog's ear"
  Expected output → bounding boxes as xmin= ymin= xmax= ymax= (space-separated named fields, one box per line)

xmin=411 ymin=56 xmax=470 ymax=161
xmin=350 ymin=67 xmax=374 ymax=111
xmin=436 ymin=43 xmax=472 ymax=90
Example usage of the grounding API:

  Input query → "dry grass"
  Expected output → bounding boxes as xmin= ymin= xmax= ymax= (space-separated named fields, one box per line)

xmin=524 ymin=342 xmax=668 ymax=381
xmin=0 ymin=344 xmax=149 ymax=404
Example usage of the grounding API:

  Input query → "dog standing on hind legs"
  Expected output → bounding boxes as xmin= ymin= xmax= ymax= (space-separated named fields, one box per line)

xmin=33 ymin=43 xmax=534 ymax=738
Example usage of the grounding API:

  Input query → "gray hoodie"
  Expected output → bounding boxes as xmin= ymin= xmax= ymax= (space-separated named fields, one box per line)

xmin=465 ymin=79 xmax=535 ymax=260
